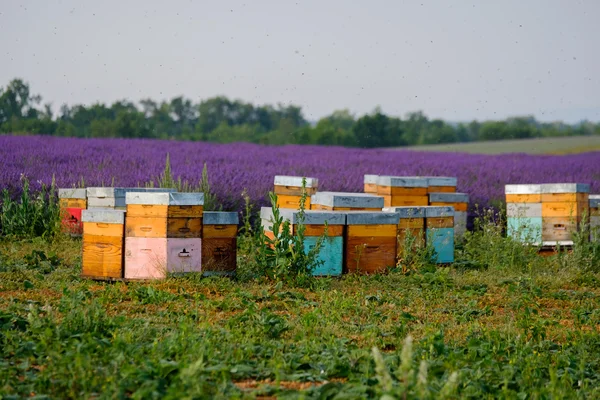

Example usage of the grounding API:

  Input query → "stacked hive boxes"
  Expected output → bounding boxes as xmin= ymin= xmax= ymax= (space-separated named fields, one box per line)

xmin=124 ymin=192 xmax=204 ymax=279
xmin=590 ymin=195 xmax=600 ymax=242
xmin=423 ymin=176 xmax=457 ymax=193
xmin=311 ymin=192 xmax=384 ymax=211
xmin=424 ymin=206 xmax=455 ymax=263
xmin=273 ymin=176 xmax=318 ymax=209
xmin=506 ymin=183 xmax=590 ymax=246
xmin=58 ymin=188 xmax=87 ymax=235
xmin=376 ymin=176 xmax=429 ymax=207
xmin=87 ymin=187 xmax=176 ymax=210
xmin=261 ymin=208 xmax=346 ymax=276
xmin=428 ymin=193 xmax=469 ymax=238
xmin=383 ymin=206 xmax=426 ymax=261
xmin=81 ymin=209 xmax=126 ymax=279
xmin=506 ymin=184 xmax=542 ymax=244
xmin=202 ymin=212 xmax=239 ymax=276
xmin=363 ymin=175 xmax=379 ymax=195
xmin=541 ymin=184 xmax=589 ymax=245
xmin=345 ymin=212 xmax=400 ymax=274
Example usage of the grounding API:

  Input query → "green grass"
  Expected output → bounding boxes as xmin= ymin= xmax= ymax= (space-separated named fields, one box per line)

xmin=400 ymin=135 xmax=600 ymax=154
xmin=2 ymin=226 xmax=600 ymax=398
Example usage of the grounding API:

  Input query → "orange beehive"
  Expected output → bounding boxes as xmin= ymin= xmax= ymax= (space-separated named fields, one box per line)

xmin=81 ymin=209 xmax=126 ymax=279
xmin=202 ymin=212 xmax=239 ymax=276
xmin=376 ymin=177 xmax=429 ymax=207
xmin=273 ymin=176 xmax=318 ymax=209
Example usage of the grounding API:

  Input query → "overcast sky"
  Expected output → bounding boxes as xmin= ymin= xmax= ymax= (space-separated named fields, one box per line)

xmin=1 ymin=0 xmax=598 ymax=123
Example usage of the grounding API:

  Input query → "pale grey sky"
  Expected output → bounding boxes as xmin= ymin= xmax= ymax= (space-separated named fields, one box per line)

xmin=1 ymin=0 xmax=598 ymax=123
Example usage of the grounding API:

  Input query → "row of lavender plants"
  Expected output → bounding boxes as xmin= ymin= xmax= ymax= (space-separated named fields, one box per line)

xmin=2 ymin=135 xmax=599 ymax=213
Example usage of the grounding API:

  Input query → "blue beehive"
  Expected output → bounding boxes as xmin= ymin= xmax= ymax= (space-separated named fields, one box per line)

xmin=424 ymin=206 xmax=455 ymax=264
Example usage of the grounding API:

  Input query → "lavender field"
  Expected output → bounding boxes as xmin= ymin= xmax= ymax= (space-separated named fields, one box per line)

xmin=1 ymin=135 xmax=599 ymax=212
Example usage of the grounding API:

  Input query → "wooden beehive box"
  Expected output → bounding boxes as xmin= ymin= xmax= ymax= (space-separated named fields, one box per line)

xmin=124 ymin=192 xmax=204 ymax=279
xmin=81 ymin=209 xmax=125 ymax=280
xmin=202 ymin=211 xmax=239 ymax=276
xmin=364 ymin=174 xmax=379 ymax=194
xmin=310 ymin=191 xmax=384 ymax=211
xmin=540 ymin=183 xmax=589 ymax=246
xmin=345 ymin=212 xmax=400 ymax=274
xmin=421 ymin=176 xmax=457 ymax=194
xmin=376 ymin=176 xmax=429 ymax=207
xmin=423 ymin=206 xmax=454 ymax=264
xmin=428 ymin=192 xmax=469 ymax=238
xmin=590 ymin=195 xmax=600 ymax=242
xmin=383 ymin=206 xmax=426 ymax=263
xmin=505 ymin=184 xmax=543 ymax=244
xmin=273 ymin=176 xmax=318 ymax=209
xmin=87 ymin=187 xmax=176 ymax=210
xmin=58 ymin=188 xmax=87 ymax=235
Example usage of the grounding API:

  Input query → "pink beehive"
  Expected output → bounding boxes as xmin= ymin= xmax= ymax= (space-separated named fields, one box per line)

xmin=167 ymin=239 xmax=202 ymax=274
xmin=124 ymin=237 xmax=168 ymax=280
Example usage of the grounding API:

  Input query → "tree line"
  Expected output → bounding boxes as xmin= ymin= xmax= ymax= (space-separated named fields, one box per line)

xmin=1 ymin=78 xmax=598 ymax=147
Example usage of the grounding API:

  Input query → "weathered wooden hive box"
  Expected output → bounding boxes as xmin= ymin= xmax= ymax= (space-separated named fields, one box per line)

xmin=81 ymin=209 xmax=125 ymax=279
xmin=590 ymin=195 xmax=600 ymax=242
xmin=505 ymin=184 xmax=543 ymax=244
xmin=428 ymin=192 xmax=469 ymax=238
xmin=376 ymin=176 xmax=429 ymax=207
xmin=124 ymin=192 xmax=204 ymax=280
xmin=58 ymin=188 xmax=87 ymax=235
xmin=273 ymin=176 xmax=318 ymax=209
xmin=310 ymin=191 xmax=384 ymax=211
xmin=424 ymin=206 xmax=455 ymax=264
xmin=421 ymin=176 xmax=458 ymax=194
xmin=202 ymin=211 xmax=239 ymax=276
xmin=382 ymin=206 xmax=426 ymax=261
xmin=345 ymin=212 xmax=400 ymax=274
xmin=87 ymin=187 xmax=176 ymax=210
xmin=363 ymin=174 xmax=379 ymax=195
xmin=540 ymin=183 xmax=589 ymax=245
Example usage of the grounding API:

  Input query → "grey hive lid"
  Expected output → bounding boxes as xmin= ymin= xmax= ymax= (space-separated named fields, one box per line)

xmin=87 ymin=187 xmax=176 ymax=198
xmin=423 ymin=206 xmax=455 ymax=218
xmin=377 ymin=176 xmax=428 ymax=188
xmin=274 ymin=176 xmax=319 ymax=188
xmin=58 ymin=188 xmax=87 ymax=199
xmin=203 ymin=211 xmax=239 ymax=225
xmin=540 ymin=183 xmax=590 ymax=194
xmin=279 ymin=209 xmax=346 ymax=225
xmin=418 ymin=176 xmax=458 ymax=187
xmin=505 ymin=184 xmax=542 ymax=195
xmin=81 ymin=209 xmax=125 ymax=224
xmin=310 ymin=192 xmax=384 ymax=208
xmin=382 ymin=206 xmax=426 ymax=218
xmin=428 ymin=192 xmax=469 ymax=203
xmin=363 ymin=174 xmax=379 ymax=184
xmin=125 ymin=192 xmax=204 ymax=205
xmin=346 ymin=211 xmax=400 ymax=225
xmin=589 ymin=195 xmax=600 ymax=208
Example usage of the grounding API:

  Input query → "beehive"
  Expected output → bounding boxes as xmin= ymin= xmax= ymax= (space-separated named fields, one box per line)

xmin=428 ymin=192 xmax=469 ymax=238
xmin=202 ymin=211 xmax=239 ymax=276
xmin=273 ymin=176 xmax=318 ymax=209
xmin=58 ymin=188 xmax=87 ymax=235
xmin=590 ymin=195 xmax=600 ymax=242
xmin=81 ymin=209 xmax=125 ymax=279
xmin=310 ymin=191 xmax=384 ymax=211
xmin=124 ymin=192 xmax=204 ymax=279
xmin=345 ymin=212 xmax=399 ymax=274
xmin=87 ymin=187 xmax=176 ymax=210
xmin=424 ymin=206 xmax=455 ymax=264
xmin=540 ymin=183 xmax=589 ymax=245
xmin=376 ymin=176 xmax=429 ymax=207
xmin=505 ymin=184 xmax=543 ymax=245
xmin=382 ymin=206 xmax=426 ymax=263
xmin=364 ymin=174 xmax=379 ymax=194
xmin=421 ymin=176 xmax=457 ymax=194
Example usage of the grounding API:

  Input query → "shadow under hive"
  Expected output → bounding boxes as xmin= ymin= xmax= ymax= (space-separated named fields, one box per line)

xmin=345 ymin=211 xmax=400 ymax=274
xmin=81 ymin=209 xmax=126 ymax=279
xmin=383 ymin=206 xmax=426 ymax=264
xmin=424 ymin=206 xmax=455 ymax=264
xmin=310 ymin=191 xmax=384 ymax=211
xmin=124 ymin=192 xmax=204 ymax=280
xmin=273 ymin=175 xmax=318 ymax=210
xmin=376 ymin=176 xmax=429 ymax=207
xmin=202 ymin=211 xmax=239 ymax=276
xmin=59 ymin=188 xmax=87 ymax=236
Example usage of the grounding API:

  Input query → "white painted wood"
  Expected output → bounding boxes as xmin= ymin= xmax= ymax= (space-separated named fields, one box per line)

xmin=505 ymin=184 xmax=542 ymax=195
xmin=363 ymin=174 xmax=379 ymax=184
xmin=81 ymin=210 xmax=125 ymax=224
xmin=506 ymin=203 xmax=542 ymax=218
xmin=58 ymin=188 xmax=87 ymax=199
xmin=310 ymin=192 xmax=384 ymax=208
xmin=540 ymin=183 xmax=590 ymax=194
xmin=274 ymin=176 xmax=318 ymax=188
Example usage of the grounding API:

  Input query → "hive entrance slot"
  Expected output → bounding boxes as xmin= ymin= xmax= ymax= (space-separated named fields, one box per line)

xmin=179 ymin=249 xmax=190 ymax=257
